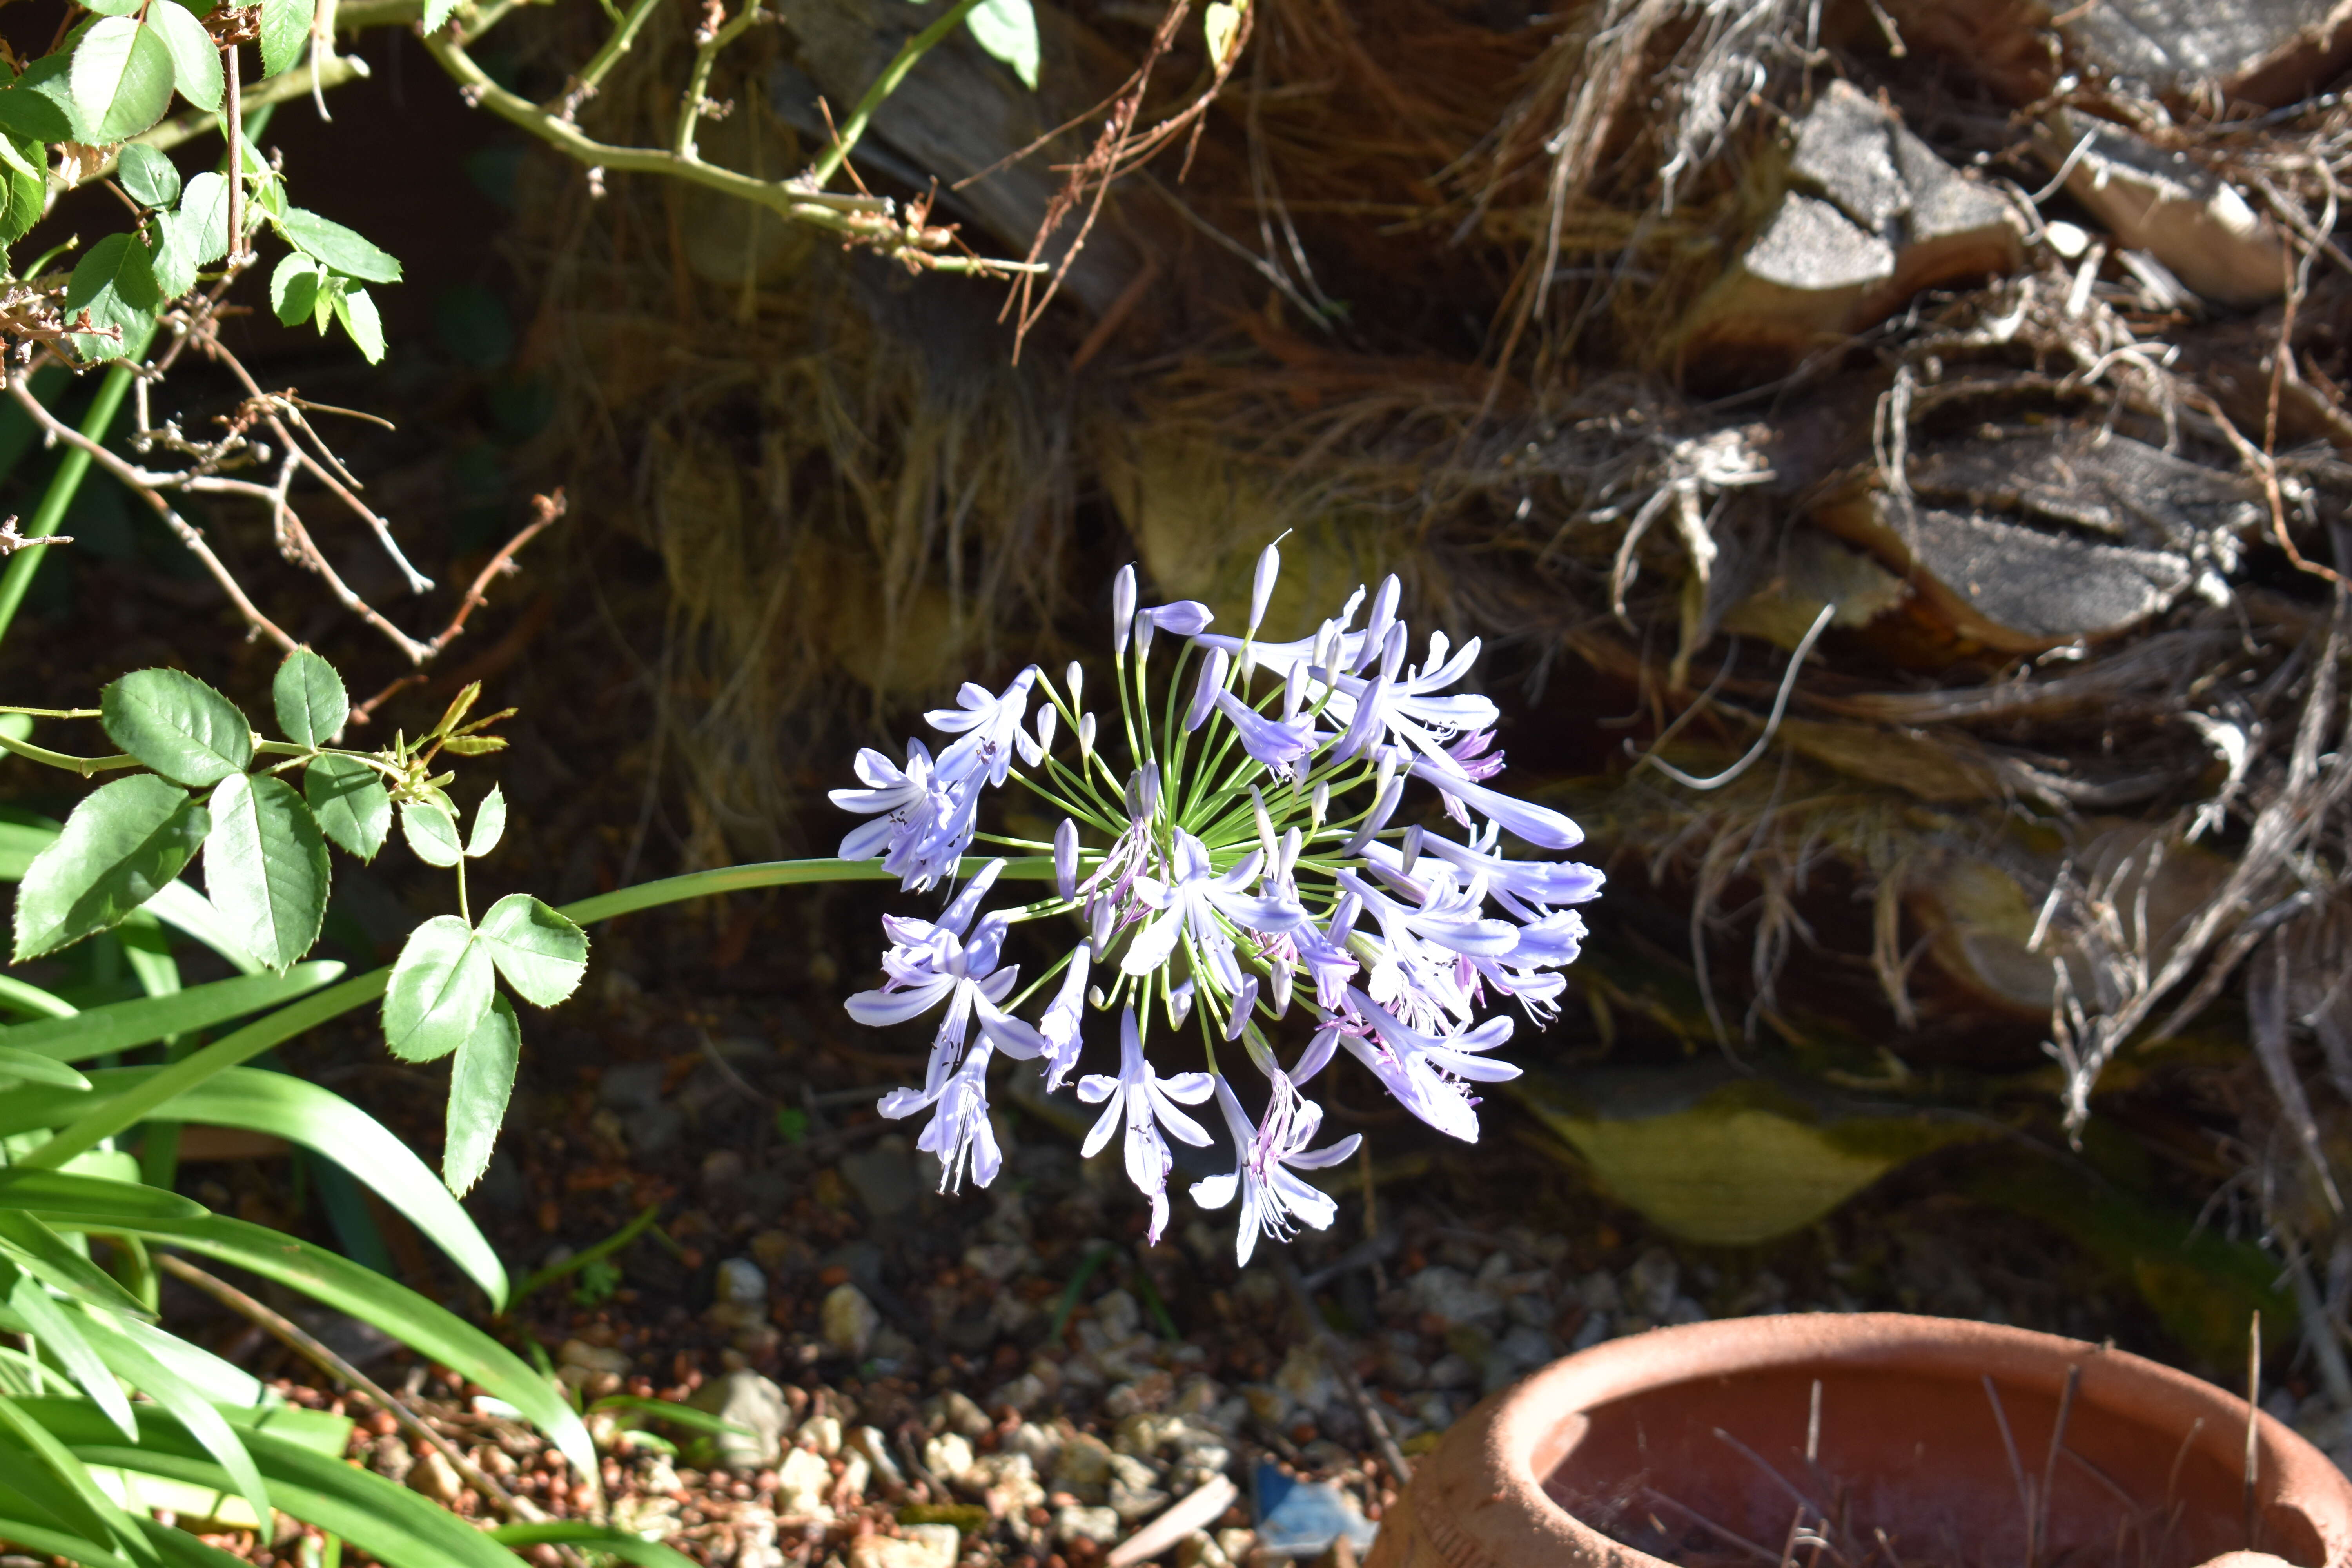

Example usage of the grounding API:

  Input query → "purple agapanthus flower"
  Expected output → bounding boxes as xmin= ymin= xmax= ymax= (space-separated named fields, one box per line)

xmin=1334 ymin=987 xmax=1519 ymax=1142
xmin=1078 ymin=1007 xmax=1215 ymax=1242
xmin=1191 ymin=1073 xmax=1360 ymax=1264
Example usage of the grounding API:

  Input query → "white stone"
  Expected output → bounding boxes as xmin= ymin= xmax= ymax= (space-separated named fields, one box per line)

xmin=822 ymin=1284 xmax=881 ymax=1358
xmin=776 ymin=1445 xmax=835 ymax=1521
xmin=717 ymin=1257 xmax=768 ymax=1306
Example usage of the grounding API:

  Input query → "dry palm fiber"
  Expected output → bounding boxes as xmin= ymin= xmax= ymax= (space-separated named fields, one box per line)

xmin=488 ymin=0 xmax=2352 ymax=1289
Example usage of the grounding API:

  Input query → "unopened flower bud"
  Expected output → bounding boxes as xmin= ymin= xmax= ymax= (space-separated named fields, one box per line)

xmin=1313 ymin=620 xmax=1338 ymax=680
xmin=1268 ymin=960 xmax=1293 ymax=1017
xmin=1226 ymin=976 xmax=1258 ymax=1039
xmin=1283 ymin=659 xmax=1305 ymax=719
xmin=1381 ymin=622 xmax=1408 ymax=682
xmin=1375 ymin=749 xmax=1397 ymax=800
xmin=1311 ymin=780 xmax=1330 ymax=831
xmin=1249 ymin=541 xmax=1281 ymax=634
xmin=1187 ymin=648 xmax=1229 ymax=732
xmin=1363 ymin=575 xmax=1401 ymax=670
xmin=1066 ymin=661 xmax=1084 ymax=706
xmin=1279 ymin=825 xmax=1301 ymax=880
xmin=1135 ymin=612 xmax=1156 ymax=659
xmin=1169 ymin=979 xmax=1194 ymax=1029
xmin=1399 ymin=823 xmax=1424 ymax=877
xmin=1250 ymin=787 xmax=1277 ymax=864
xmin=1090 ymin=899 xmax=1115 ymax=958
xmin=1112 ymin=564 xmax=1138 ymax=657
xmin=1054 ymin=818 xmax=1080 ymax=900
xmin=1078 ymin=712 xmax=1097 ymax=757
xmin=1036 ymin=704 xmax=1058 ymax=753
xmin=1342 ymin=779 xmax=1402 ymax=857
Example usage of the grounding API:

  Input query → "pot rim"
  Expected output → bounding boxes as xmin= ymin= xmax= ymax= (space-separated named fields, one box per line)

xmin=1415 ymin=1312 xmax=2352 ymax=1568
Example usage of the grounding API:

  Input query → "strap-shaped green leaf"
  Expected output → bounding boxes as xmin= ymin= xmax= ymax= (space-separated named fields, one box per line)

xmin=303 ymin=752 xmax=390 ymax=861
xmin=26 ymin=1399 xmax=517 ymax=1568
xmin=477 ymin=893 xmax=589 ymax=1007
xmin=0 ymin=974 xmax=76 ymax=1021
xmin=100 ymin=670 xmax=251 ymax=787
xmin=0 ymin=1261 xmax=138 ymax=1439
xmin=383 ymin=914 xmax=492 ymax=1060
xmin=0 ymin=1169 xmax=203 ymax=1223
xmin=270 ymin=648 xmax=348 ymax=747
xmin=70 ymin=1311 xmax=270 ymax=1529
xmin=13 ymin=775 xmax=208 ymax=962
xmin=0 ymin=1400 xmax=147 ymax=1563
xmin=489 ymin=1522 xmax=699 ymax=1567
xmin=204 ymin=773 xmax=329 ymax=973
xmin=41 ymin=1215 xmax=592 ymax=1479
xmin=0 ymin=1044 xmax=89 ymax=1088
xmin=0 ymin=1209 xmax=152 ymax=1317
xmin=0 ymin=962 xmax=339 ymax=1065
xmin=444 ymin=994 xmax=519 ymax=1197
xmin=0 ymin=1494 xmax=137 ymax=1568
xmin=0 ymin=1067 xmax=501 ymax=1304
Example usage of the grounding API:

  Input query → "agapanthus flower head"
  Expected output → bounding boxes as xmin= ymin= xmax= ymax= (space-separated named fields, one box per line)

xmin=833 ymin=552 xmax=1600 ymax=1247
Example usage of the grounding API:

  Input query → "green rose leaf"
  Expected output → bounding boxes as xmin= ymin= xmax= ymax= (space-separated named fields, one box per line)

xmin=258 ymin=0 xmax=316 ymax=79
xmin=71 ymin=16 xmax=176 ymax=143
xmin=383 ymin=914 xmax=494 ymax=1063
xmin=966 ymin=0 xmax=1039 ymax=89
xmin=443 ymin=994 xmax=520 ymax=1196
xmin=147 ymin=0 xmax=225 ymax=113
xmin=64 ymin=231 xmax=161 ymax=364
xmin=270 ymin=252 xmax=323 ymax=327
xmin=304 ymin=751 xmax=390 ymax=862
xmin=465 ymin=785 xmax=505 ymax=860
xmin=272 ymin=647 xmax=348 ymax=747
xmin=13 ymin=775 xmax=209 ymax=961
xmin=0 ymin=140 xmax=44 ymax=249
xmin=0 ymin=55 xmax=87 ymax=144
xmin=100 ymin=667 xmax=252 ymax=786
xmin=477 ymin=893 xmax=589 ymax=1007
xmin=146 ymin=208 xmax=199 ymax=299
xmin=205 ymin=772 xmax=329 ymax=973
xmin=280 ymin=207 xmax=402 ymax=283
xmin=114 ymin=142 xmax=180 ymax=209
xmin=330 ymin=281 xmax=385 ymax=364
xmin=177 ymin=170 xmax=232 ymax=267
xmin=399 ymin=797 xmax=463 ymax=868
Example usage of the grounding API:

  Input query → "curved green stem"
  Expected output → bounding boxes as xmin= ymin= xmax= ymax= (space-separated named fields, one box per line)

xmin=0 ymin=733 xmax=140 ymax=777
xmin=807 ymin=0 xmax=987 ymax=187
xmin=18 ymin=855 xmax=1055 ymax=1171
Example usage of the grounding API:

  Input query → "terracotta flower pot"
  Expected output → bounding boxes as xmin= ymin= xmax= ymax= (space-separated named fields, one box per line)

xmin=1367 ymin=1313 xmax=2352 ymax=1568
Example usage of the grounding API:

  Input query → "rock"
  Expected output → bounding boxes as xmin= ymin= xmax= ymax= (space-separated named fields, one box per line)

xmin=841 ymin=1448 xmax=872 ymax=1501
xmin=691 ymin=1370 xmax=791 ymax=1470
xmin=841 ymin=1137 xmax=921 ymax=1221
xmin=924 ymin=1431 xmax=976 ymax=1483
xmin=796 ymin=1414 xmax=843 ymax=1457
xmin=735 ymin=1510 xmax=786 ymax=1568
xmin=964 ymin=1451 xmax=1046 ymax=1517
xmin=751 ymin=1229 xmax=816 ymax=1273
xmin=963 ymin=1241 xmax=1033 ymax=1282
xmin=1054 ymin=1429 xmax=1116 ymax=1500
xmin=717 ymin=1257 xmax=768 ymax=1307
xmin=1406 ymin=1266 xmax=1503 ymax=1330
xmin=1271 ymin=1345 xmax=1339 ymax=1423
xmin=1482 ymin=1325 xmax=1558 ymax=1395
xmin=1094 ymin=1289 xmax=1142 ymax=1343
xmin=558 ymin=1338 xmax=633 ymax=1377
xmin=1625 ymin=1248 xmax=1679 ymax=1320
xmin=599 ymin=1061 xmax=665 ymax=1111
xmin=1054 ymin=1505 xmax=1123 ymax=1548
xmin=1177 ymin=1532 xmax=1233 ymax=1568
xmin=1425 ymin=1354 xmax=1476 ymax=1389
xmin=993 ymin=1371 xmax=1052 ymax=1413
xmin=853 ymin=1425 xmax=907 ymax=1490
xmin=1107 ymin=1452 xmax=1171 ymax=1523
xmin=851 ymin=1528 xmax=959 ymax=1568
xmin=822 ymin=1283 xmax=882 ymax=1359
xmin=776 ymin=1445 xmax=835 ymax=1521
xmin=626 ymin=1103 xmax=686 ymax=1155
xmin=1250 ymin=1461 xmax=1379 ymax=1559
xmin=702 ymin=1149 xmax=747 ymax=1197
xmin=408 ymin=1448 xmax=463 ymax=1505
xmin=925 ymin=1389 xmax=993 ymax=1439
